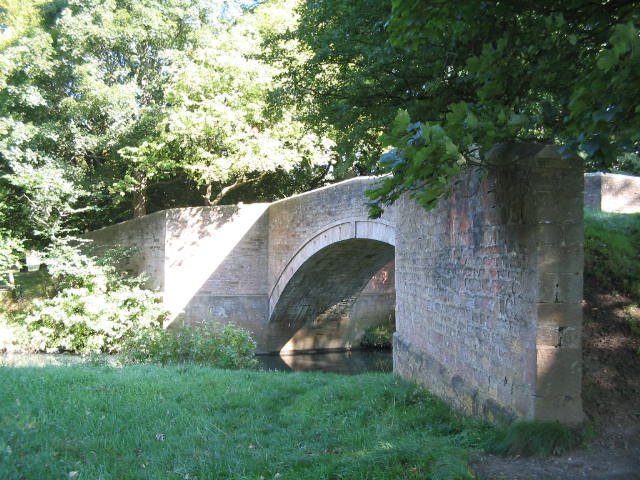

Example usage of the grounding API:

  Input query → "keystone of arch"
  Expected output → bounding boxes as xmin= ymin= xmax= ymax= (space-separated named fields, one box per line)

xmin=268 ymin=217 xmax=395 ymax=317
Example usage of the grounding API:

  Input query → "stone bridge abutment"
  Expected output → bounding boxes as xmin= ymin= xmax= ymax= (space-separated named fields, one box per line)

xmin=86 ymin=143 xmax=585 ymax=425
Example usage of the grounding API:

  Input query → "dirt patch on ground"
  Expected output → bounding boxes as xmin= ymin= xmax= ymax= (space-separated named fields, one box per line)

xmin=471 ymin=278 xmax=640 ymax=479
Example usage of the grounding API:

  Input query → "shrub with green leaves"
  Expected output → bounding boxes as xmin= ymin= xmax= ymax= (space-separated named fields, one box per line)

xmin=0 ymin=232 xmax=23 ymax=289
xmin=361 ymin=320 xmax=395 ymax=350
xmin=19 ymin=286 xmax=165 ymax=353
xmin=584 ymin=209 xmax=640 ymax=296
xmin=11 ymin=241 xmax=167 ymax=354
xmin=121 ymin=322 xmax=258 ymax=369
xmin=0 ymin=234 xmax=23 ymax=268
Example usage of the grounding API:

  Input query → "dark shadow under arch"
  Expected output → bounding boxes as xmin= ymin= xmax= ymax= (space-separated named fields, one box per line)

xmin=267 ymin=239 xmax=395 ymax=352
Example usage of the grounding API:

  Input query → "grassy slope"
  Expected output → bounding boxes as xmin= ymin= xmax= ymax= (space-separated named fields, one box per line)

xmin=584 ymin=209 xmax=640 ymax=297
xmin=0 ymin=365 xmax=489 ymax=480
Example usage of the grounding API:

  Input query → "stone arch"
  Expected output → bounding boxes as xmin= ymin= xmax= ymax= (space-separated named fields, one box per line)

xmin=269 ymin=218 xmax=395 ymax=316
xmin=266 ymin=221 xmax=395 ymax=353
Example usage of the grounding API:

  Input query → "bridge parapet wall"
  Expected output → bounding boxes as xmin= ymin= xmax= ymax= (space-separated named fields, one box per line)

xmin=162 ymin=205 xmax=270 ymax=332
xmin=393 ymin=143 xmax=584 ymax=424
xmin=86 ymin=205 xmax=272 ymax=342
xmin=267 ymin=177 xmax=397 ymax=315
xmin=261 ymin=177 xmax=397 ymax=352
xmin=83 ymin=210 xmax=168 ymax=291
xmin=584 ymin=172 xmax=640 ymax=213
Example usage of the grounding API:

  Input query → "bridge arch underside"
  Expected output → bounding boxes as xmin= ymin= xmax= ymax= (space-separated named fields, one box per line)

xmin=267 ymin=239 xmax=395 ymax=353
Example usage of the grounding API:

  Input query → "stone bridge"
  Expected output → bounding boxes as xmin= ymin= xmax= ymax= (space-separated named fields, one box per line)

xmin=87 ymin=143 xmax=585 ymax=425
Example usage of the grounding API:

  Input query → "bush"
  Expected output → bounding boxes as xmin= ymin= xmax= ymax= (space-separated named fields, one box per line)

xmin=584 ymin=209 xmax=640 ymax=296
xmin=361 ymin=324 xmax=394 ymax=349
xmin=121 ymin=322 xmax=258 ymax=369
xmin=9 ymin=241 xmax=167 ymax=354
xmin=17 ymin=286 xmax=165 ymax=353
xmin=0 ymin=233 xmax=23 ymax=274
xmin=360 ymin=315 xmax=395 ymax=349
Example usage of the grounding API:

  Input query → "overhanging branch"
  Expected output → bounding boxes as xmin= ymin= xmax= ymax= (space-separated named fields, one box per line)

xmin=202 ymin=171 xmax=270 ymax=206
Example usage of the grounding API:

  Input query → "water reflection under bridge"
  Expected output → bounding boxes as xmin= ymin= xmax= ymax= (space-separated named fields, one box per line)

xmin=257 ymin=349 xmax=392 ymax=374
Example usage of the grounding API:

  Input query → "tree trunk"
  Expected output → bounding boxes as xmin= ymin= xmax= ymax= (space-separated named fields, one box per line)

xmin=202 ymin=172 xmax=269 ymax=206
xmin=132 ymin=173 xmax=148 ymax=218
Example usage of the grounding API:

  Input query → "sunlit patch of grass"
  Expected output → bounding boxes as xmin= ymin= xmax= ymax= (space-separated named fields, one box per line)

xmin=0 ymin=365 xmax=494 ymax=479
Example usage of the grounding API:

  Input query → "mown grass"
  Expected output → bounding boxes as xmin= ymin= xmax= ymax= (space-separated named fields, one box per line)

xmin=0 ymin=364 xmax=496 ymax=480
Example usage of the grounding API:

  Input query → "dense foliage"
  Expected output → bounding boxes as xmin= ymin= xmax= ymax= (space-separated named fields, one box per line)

xmin=360 ymin=317 xmax=395 ymax=349
xmin=7 ymin=241 xmax=167 ymax=354
xmin=269 ymin=0 xmax=639 ymax=215
xmin=122 ymin=321 xmax=258 ymax=368
xmin=371 ymin=1 xmax=640 ymax=214
xmin=0 ymin=0 xmax=331 ymax=254
xmin=263 ymin=0 xmax=402 ymax=176
xmin=1 ymin=242 xmax=260 ymax=365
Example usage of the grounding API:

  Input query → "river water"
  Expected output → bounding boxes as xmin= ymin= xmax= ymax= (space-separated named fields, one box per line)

xmin=256 ymin=349 xmax=393 ymax=374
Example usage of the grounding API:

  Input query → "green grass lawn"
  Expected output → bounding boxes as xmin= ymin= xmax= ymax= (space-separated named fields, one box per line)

xmin=0 ymin=364 xmax=492 ymax=480
xmin=10 ymin=270 xmax=50 ymax=299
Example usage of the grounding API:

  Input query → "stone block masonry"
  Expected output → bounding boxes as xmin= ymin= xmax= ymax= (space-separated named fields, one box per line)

xmin=87 ymin=204 xmax=273 ymax=345
xmin=86 ymin=143 xmax=585 ymax=425
xmin=84 ymin=210 xmax=168 ymax=291
xmin=393 ymin=143 xmax=584 ymax=425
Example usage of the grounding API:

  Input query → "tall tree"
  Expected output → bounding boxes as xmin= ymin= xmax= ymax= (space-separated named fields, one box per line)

xmin=264 ymin=0 xmax=420 ymax=177
xmin=0 ymin=0 xmax=85 ymax=243
xmin=1 ymin=0 xmax=328 ymax=258
xmin=51 ymin=0 xmax=223 ymax=217
xmin=127 ymin=0 xmax=332 ymax=207
xmin=270 ymin=0 xmax=639 ymax=215
xmin=372 ymin=0 xmax=639 ymax=215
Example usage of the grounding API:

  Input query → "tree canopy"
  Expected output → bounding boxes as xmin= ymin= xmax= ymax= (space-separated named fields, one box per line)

xmin=0 ymin=0 xmax=331 ymax=254
xmin=367 ymin=0 xmax=639 ymax=215
xmin=263 ymin=0 xmax=410 ymax=176
xmin=1 ymin=0 xmax=638 ymax=257
xmin=268 ymin=0 xmax=639 ymax=216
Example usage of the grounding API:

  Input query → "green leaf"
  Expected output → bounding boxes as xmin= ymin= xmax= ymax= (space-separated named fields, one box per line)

xmin=392 ymin=109 xmax=412 ymax=137
xmin=465 ymin=112 xmax=479 ymax=130
xmin=581 ymin=139 xmax=601 ymax=156
xmin=597 ymin=51 xmax=619 ymax=71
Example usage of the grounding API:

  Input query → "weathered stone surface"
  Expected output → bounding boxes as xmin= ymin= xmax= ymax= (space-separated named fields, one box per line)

xmin=84 ymin=210 xmax=167 ymax=290
xmin=85 ymin=144 xmax=591 ymax=425
xmin=585 ymin=172 xmax=640 ymax=213
xmin=393 ymin=144 xmax=584 ymax=425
